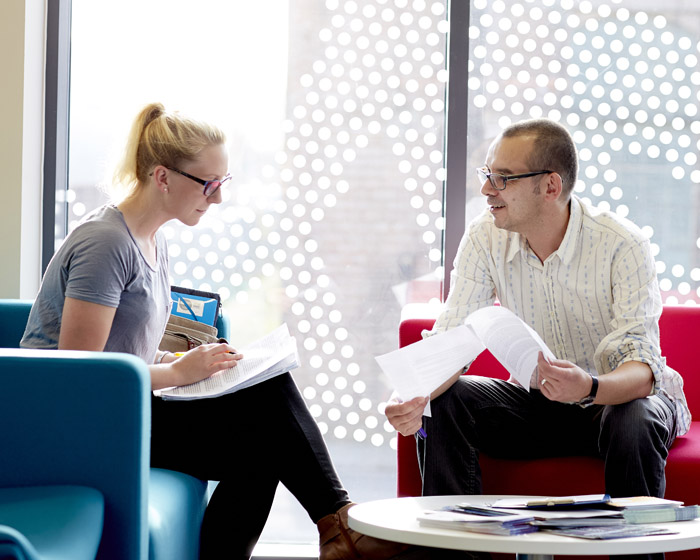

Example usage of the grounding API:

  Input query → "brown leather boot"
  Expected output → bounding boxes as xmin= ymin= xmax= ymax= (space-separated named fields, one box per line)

xmin=318 ymin=503 xmax=418 ymax=560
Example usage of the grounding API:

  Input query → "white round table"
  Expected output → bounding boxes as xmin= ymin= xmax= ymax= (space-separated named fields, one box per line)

xmin=348 ymin=495 xmax=700 ymax=559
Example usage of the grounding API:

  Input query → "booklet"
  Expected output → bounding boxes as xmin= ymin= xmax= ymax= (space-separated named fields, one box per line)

xmin=156 ymin=324 xmax=299 ymax=400
xmin=607 ymin=496 xmax=684 ymax=509
xmin=417 ymin=509 xmax=538 ymax=535
xmin=375 ymin=306 xmax=555 ymax=403
xmin=492 ymin=494 xmax=611 ymax=510
xmin=170 ymin=286 xmax=221 ymax=326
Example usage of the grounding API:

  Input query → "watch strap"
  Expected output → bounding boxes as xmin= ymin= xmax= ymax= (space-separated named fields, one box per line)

xmin=577 ymin=374 xmax=599 ymax=408
xmin=588 ymin=374 xmax=599 ymax=398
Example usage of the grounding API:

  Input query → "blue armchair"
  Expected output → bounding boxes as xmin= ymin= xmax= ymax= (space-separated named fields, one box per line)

xmin=0 ymin=347 xmax=149 ymax=560
xmin=0 ymin=300 xmax=227 ymax=560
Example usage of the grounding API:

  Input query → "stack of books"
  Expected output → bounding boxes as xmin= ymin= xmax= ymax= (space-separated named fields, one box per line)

xmin=610 ymin=497 xmax=700 ymax=524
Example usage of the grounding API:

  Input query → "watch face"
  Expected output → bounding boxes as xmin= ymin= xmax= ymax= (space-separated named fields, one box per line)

xmin=578 ymin=396 xmax=595 ymax=408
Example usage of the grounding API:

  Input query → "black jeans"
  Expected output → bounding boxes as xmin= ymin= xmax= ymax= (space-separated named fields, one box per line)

xmin=150 ymin=372 xmax=350 ymax=559
xmin=418 ymin=376 xmax=678 ymax=560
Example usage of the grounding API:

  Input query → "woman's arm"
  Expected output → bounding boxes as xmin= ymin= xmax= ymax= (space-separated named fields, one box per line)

xmin=58 ymin=297 xmax=116 ymax=351
xmin=59 ymin=296 xmax=243 ymax=390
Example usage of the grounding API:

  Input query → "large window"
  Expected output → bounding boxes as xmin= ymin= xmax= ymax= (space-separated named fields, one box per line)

xmin=464 ymin=0 xmax=700 ymax=304
xmin=65 ymin=0 xmax=449 ymax=545
xmin=52 ymin=0 xmax=700 ymax=549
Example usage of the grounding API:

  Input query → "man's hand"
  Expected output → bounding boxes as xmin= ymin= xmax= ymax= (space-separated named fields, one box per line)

xmin=537 ymin=352 xmax=592 ymax=403
xmin=385 ymin=396 xmax=429 ymax=436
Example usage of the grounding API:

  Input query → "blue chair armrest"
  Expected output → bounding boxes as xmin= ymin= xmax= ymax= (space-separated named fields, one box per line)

xmin=0 ymin=485 xmax=104 ymax=560
xmin=0 ymin=524 xmax=39 ymax=560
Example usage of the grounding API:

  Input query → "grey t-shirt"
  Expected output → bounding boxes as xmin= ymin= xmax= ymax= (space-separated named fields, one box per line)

xmin=21 ymin=205 xmax=171 ymax=364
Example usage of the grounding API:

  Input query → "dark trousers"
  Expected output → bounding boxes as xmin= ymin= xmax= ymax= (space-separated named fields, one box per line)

xmin=418 ymin=376 xmax=678 ymax=560
xmin=150 ymin=372 xmax=350 ymax=559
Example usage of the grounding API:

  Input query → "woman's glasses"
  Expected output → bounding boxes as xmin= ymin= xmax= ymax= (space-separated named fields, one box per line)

xmin=166 ymin=166 xmax=232 ymax=197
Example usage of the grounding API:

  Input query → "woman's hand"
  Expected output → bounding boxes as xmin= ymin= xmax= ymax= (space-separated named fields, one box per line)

xmin=163 ymin=343 xmax=243 ymax=388
xmin=385 ymin=396 xmax=429 ymax=436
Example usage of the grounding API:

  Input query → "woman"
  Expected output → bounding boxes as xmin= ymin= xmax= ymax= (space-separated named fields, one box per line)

xmin=20 ymin=102 xmax=419 ymax=559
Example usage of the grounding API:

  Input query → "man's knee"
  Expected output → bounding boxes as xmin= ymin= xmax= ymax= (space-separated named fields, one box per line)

xmin=433 ymin=376 xmax=501 ymax=406
xmin=600 ymin=398 xmax=671 ymax=450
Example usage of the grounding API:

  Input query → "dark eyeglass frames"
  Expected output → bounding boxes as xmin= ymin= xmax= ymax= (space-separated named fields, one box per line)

xmin=476 ymin=167 xmax=552 ymax=191
xmin=166 ymin=166 xmax=232 ymax=197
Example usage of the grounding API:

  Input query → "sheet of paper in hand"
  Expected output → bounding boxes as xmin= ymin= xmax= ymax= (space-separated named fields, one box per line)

xmin=375 ymin=306 xmax=556 ymax=404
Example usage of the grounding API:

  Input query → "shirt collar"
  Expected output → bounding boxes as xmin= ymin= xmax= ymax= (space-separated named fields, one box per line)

xmin=556 ymin=195 xmax=582 ymax=265
xmin=504 ymin=195 xmax=582 ymax=265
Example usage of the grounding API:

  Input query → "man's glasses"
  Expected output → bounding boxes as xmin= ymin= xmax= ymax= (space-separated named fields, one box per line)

xmin=476 ymin=167 xmax=552 ymax=191
xmin=166 ymin=166 xmax=232 ymax=197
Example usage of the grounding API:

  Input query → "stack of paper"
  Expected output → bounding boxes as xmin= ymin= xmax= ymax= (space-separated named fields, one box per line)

xmin=157 ymin=324 xmax=299 ymax=400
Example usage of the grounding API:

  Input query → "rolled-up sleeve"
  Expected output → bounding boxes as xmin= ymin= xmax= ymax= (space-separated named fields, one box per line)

xmin=593 ymin=236 xmax=664 ymax=390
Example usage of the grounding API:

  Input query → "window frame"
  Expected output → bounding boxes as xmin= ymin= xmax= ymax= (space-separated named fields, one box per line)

xmin=43 ymin=0 xmax=72 ymax=274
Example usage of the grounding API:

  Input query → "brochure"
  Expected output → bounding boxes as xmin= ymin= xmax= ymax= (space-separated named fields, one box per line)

xmin=492 ymin=494 xmax=611 ymax=510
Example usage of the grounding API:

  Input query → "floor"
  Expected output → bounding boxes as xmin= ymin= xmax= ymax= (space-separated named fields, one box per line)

xmin=252 ymin=439 xmax=399 ymax=556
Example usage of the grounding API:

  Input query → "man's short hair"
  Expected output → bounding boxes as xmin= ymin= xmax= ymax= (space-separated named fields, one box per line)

xmin=501 ymin=119 xmax=578 ymax=197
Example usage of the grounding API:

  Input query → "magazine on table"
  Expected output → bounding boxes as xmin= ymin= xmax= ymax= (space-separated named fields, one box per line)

xmin=417 ymin=505 xmax=537 ymax=536
xmin=155 ymin=324 xmax=299 ymax=400
xmin=492 ymin=494 xmax=612 ymax=510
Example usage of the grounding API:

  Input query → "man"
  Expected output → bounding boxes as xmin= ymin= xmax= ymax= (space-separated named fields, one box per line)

xmin=386 ymin=119 xmax=690 ymax=560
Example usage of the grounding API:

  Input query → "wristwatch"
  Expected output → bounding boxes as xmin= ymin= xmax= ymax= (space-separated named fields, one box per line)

xmin=577 ymin=374 xmax=599 ymax=408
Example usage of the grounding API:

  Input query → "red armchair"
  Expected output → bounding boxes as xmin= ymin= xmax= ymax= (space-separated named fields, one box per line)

xmin=397 ymin=305 xmax=700 ymax=559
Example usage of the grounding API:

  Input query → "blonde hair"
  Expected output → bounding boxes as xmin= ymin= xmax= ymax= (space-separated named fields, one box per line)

xmin=111 ymin=102 xmax=226 ymax=201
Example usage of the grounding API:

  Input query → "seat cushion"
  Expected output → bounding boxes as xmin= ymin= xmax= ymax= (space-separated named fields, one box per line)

xmin=0 ymin=485 xmax=104 ymax=560
xmin=148 ymin=468 xmax=208 ymax=560
xmin=665 ymin=423 xmax=700 ymax=504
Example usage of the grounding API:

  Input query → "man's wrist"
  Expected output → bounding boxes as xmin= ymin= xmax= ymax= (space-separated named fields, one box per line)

xmin=577 ymin=374 xmax=599 ymax=408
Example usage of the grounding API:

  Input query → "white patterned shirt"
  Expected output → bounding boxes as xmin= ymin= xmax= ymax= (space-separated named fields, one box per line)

xmin=430 ymin=195 xmax=690 ymax=436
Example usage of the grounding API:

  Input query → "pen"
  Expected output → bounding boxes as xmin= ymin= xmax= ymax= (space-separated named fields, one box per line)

xmin=172 ymin=350 xmax=239 ymax=357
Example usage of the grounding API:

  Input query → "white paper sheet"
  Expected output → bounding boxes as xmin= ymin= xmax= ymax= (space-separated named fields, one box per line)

xmin=375 ymin=306 xmax=557 ymax=409
xmin=158 ymin=324 xmax=299 ymax=400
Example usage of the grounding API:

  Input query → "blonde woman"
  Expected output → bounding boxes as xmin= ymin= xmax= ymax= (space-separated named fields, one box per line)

xmin=21 ymin=103 xmax=427 ymax=559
